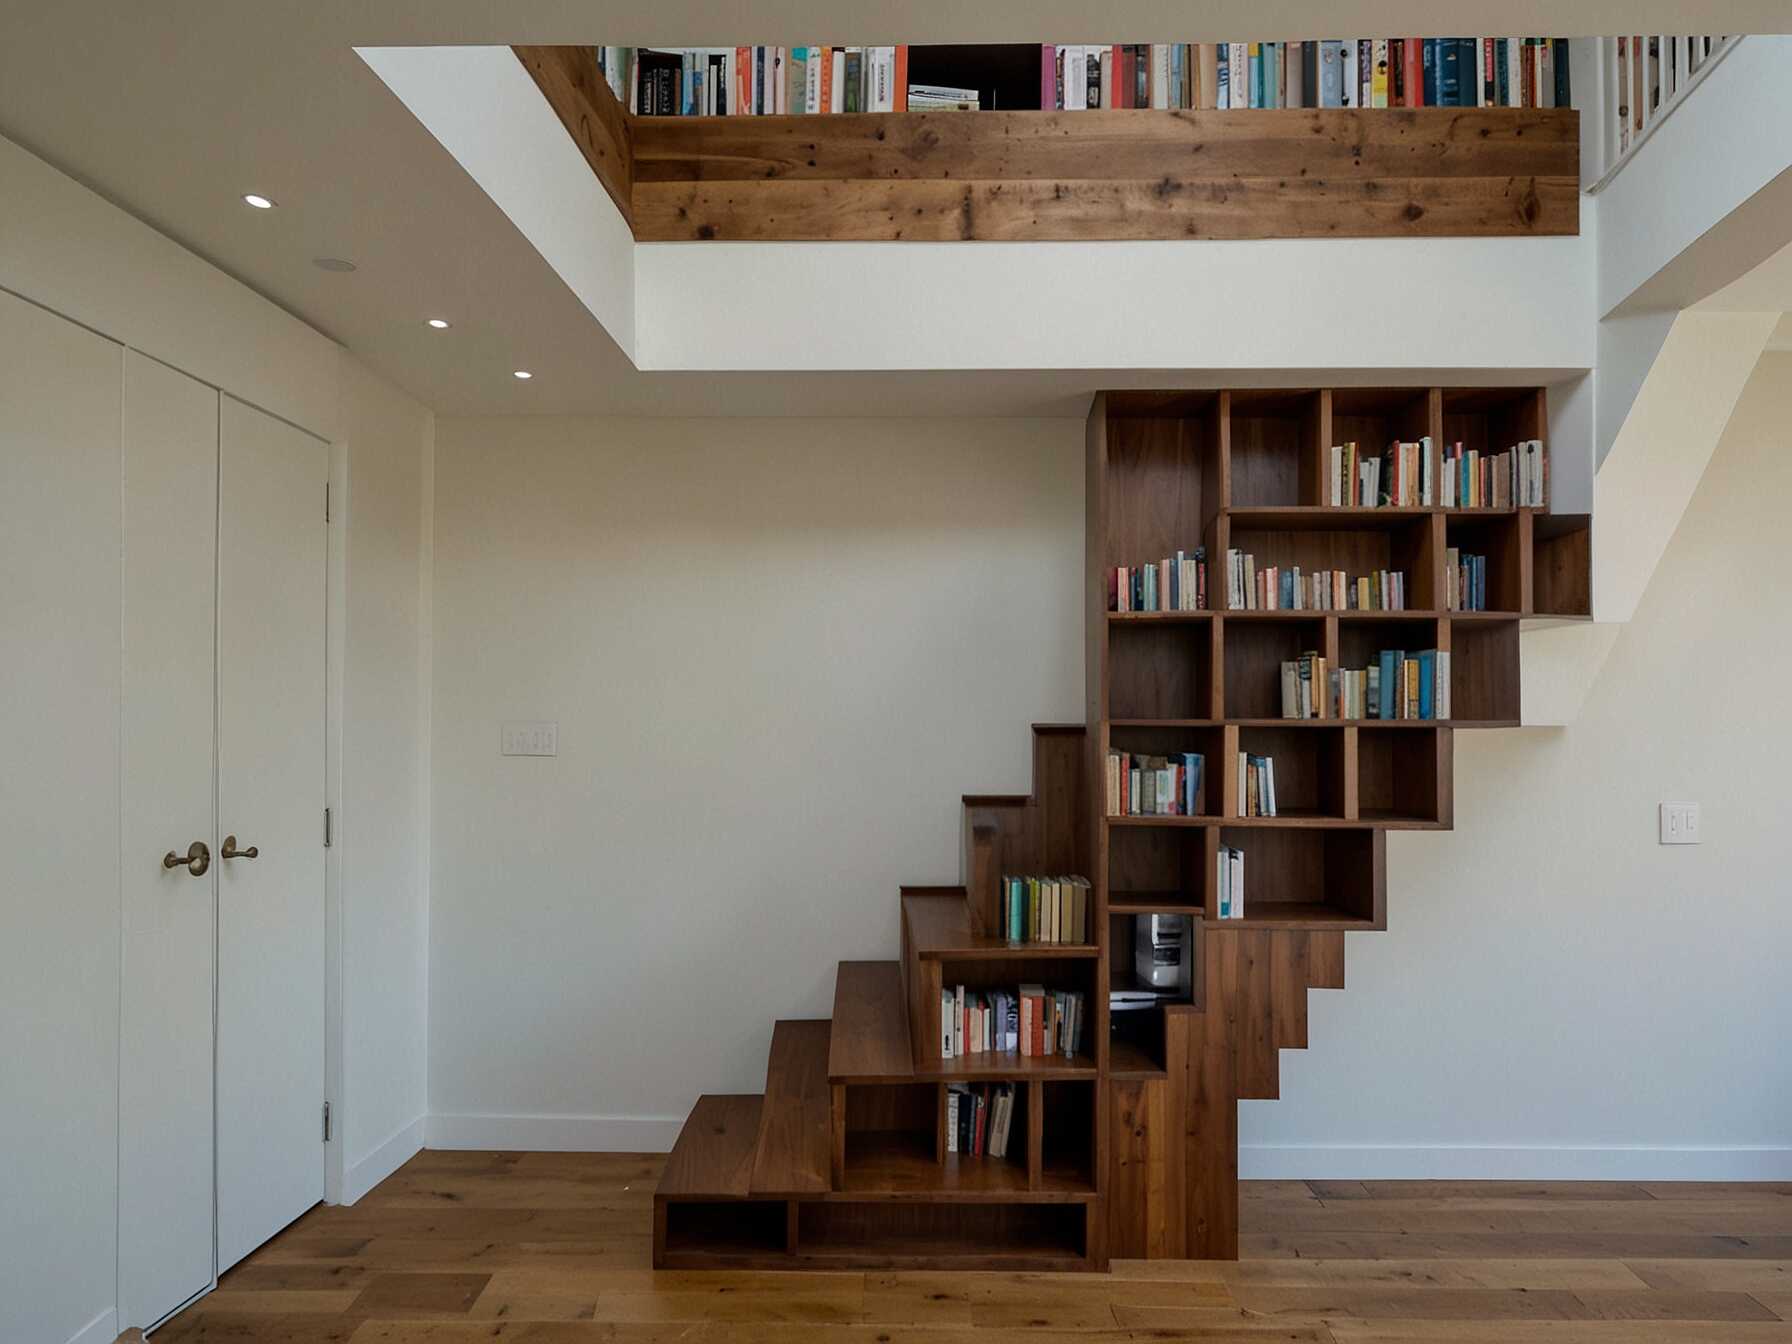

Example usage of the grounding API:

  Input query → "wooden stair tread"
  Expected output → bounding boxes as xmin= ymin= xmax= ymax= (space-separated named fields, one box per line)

xmin=828 ymin=960 xmax=913 ymax=1083
xmin=749 ymin=1020 xmax=832 ymax=1196
xmin=903 ymin=891 xmax=1097 ymax=961
xmin=656 ymin=1093 xmax=763 ymax=1200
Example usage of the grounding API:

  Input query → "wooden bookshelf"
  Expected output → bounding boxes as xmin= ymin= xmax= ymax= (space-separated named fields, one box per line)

xmin=1088 ymin=384 xmax=1586 ymax=1258
xmin=651 ymin=383 xmax=1588 ymax=1271
xmin=517 ymin=47 xmax=1579 ymax=243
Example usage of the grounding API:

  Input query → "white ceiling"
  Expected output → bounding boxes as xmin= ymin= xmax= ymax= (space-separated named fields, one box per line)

xmin=4 ymin=2 xmax=1789 ymax=415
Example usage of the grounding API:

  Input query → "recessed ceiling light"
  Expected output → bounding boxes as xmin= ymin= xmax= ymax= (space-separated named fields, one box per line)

xmin=313 ymin=257 xmax=357 ymax=272
xmin=243 ymin=193 xmax=275 ymax=209
xmin=512 ymin=370 xmax=533 ymax=380
xmin=427 ymin=318 xmax=451 ymax=329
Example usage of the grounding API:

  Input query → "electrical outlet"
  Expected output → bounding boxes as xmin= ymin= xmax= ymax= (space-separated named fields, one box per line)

xmin=501 ymin=721 xmax=558 ymax=757
xmin=1659 ymin=802 xmax=1700 ymax=845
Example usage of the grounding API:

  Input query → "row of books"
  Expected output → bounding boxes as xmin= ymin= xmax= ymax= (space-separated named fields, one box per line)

xmin=602 ymin=39 xmax=1571 ymax=117
xmin=1043 ymin=39 xmax=1570 ymax=110
xmin=1001 ymin=875 xmax=1091 ymax=945
xmin=1110 ymin=548 xmax=1208 ymax=613
xmin=939 ymin=984 xmax=1088 ymax=1059
xmin=1446 ymin=550 xmax=1491 ymax=612
xmin=1106 ymin=751 xmax=1205 ymax=817
xmin=1442 ymin=441 xmax=1547 ymax=509
xmin=946 ymin=1083 xmax=1017 ymax=1158
xmin=1216 ymin=845 xmax=1246 ymax=919
xmin=1331 ymin=439 xmax=1434 ymax=508
xmin=603 ymin=46 xmax=913 ymax=115
xmin=1232 ymin=558 xmax=1410 ymax=613
xmin=1283 ymin=649 xmax=1454 ymax=719
xmin=1237 ymin=753 xmax=1278 ymax=817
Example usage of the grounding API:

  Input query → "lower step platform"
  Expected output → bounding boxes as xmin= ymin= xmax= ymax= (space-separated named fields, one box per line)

xmin=657 ymin=1193 xmax=1095 ymax=1272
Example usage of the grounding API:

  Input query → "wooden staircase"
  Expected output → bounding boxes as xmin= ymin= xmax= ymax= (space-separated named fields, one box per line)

xmin=654 ymin=384 xmax=1591 ymax=1271
xmin=653 ymin=724 xmax=1348 ymax=1269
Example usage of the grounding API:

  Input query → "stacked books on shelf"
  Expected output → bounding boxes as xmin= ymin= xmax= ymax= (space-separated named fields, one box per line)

xmin=605 ymin=39 xmax=1570 ymax=116
xmin=1040 ymin=39 xmax=1570 ymax=110
xmin=602 ymin=46 xmax=911 ymax=114
xmin=1216 ymin=844 xmax=1245 ymax=918
xmin=1442 ymin=440 xmax=1547 ymax=508
xmin=1281 ymin=652 xmax=1331 ymax=719
xmin=938 ymin=983 xmax=1088 ymax=1060
xmin=1329 ymin=648 xmax=1452 ymax=719
xmin=1329 ymin=438 xmax=1434 ymax=507
xmin=1000 ymin=875 xmax=1091 ymax=944
xmin=1236 ymin=752 xmax=1278 ymax=817
xmin=1446 ymin=549 xmax=1490 ymax=611
xmin=1106 ymin=751 xmax=1204 ymax=816
xmin=1110 ymin=547 xmax=1207 ymax=612
xmin=1227 ymin=555 xmax=1407 ymax=611
xmin=910 ymin=83 xmax=980 ymax=110
xmin=945 ymin=1083 xmax=1017 ymax=1157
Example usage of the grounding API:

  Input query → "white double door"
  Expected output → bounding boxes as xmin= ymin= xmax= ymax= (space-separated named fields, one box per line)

xmin=118 ymin=353 xmax=328 ymax=1327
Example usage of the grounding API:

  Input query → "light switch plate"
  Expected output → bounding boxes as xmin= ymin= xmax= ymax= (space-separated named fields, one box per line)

xmin=501 ymin=721 xmax=558 ymax=757
xmin=1659 ymin=802 xmax=1699 ymax=845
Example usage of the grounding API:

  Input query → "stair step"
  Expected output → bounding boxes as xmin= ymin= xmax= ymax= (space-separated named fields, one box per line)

xmin=656 ymin=1093 xmax=762 ymax=1200
xmin=828 ymin=960 xmax=913 ymax=1084
xmin=749 ymin=1020 xmax=832 ymax=1197
xmin=904 ymin=890 xmax=1098 ymax=960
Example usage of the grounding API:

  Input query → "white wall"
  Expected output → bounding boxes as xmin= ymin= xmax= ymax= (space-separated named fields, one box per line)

xmin=1247 ymin=352 xmax=1792 ymax=1178
xmin=336 ymin=357 xmax=435 ymax=1199
xmin=431 ymin=364 xmax=1790 ymax=1176
xmin=426 ymin=415 xmax=1083 ymax=1146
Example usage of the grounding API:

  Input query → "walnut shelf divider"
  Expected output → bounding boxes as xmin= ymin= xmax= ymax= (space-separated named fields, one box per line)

xmin=651 ymin=383 xmax=1588 ymax=1269
xmin=517 ymin=46 xmax=1579 ymax=243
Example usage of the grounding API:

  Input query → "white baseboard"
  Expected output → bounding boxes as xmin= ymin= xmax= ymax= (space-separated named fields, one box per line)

xmin=425 ymin=1111 xmax=685 ymax=1152
xmin=341 ymin=1115 xmax=427 ymax=1204
xmin=1241 ymin=1144 xmax=1792 ymax=1181
xmin=65 ymin=1307 xmax=118 ymax=1344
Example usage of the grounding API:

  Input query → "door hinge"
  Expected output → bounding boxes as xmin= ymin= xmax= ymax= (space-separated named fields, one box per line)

xmin=324 ymin=807 xmax=332 ymax=848
xmin=324 ymin=482 xmax=331 ymax=523
xmin=323 ymin=1101 xmax=332 ymax=1143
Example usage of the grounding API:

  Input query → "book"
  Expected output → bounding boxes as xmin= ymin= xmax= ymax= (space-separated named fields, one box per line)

xmin=1217 ymin=844 xmax=1245 ymax=918
xmin=1445 ymin=548 xmax=1490 ymax=611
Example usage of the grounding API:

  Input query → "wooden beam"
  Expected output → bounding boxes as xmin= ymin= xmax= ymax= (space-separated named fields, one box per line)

xmin=629 ymin=106 xmax=1578 ymax=242
xmin=632 ymin=107 xmax=1578 ymax=183
xmin=635 ymin=171 xmax=1576 ymax=242
xmin=513 ymin=45 xmax=634 ymax=226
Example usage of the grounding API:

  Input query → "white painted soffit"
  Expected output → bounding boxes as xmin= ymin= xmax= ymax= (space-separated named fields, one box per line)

xmin=362 ymin=46 xmax=1596 ymax=379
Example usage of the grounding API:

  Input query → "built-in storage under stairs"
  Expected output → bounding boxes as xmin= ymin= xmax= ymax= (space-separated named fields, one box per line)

xmin=655 ymin=386 xmax=1592 ymax=1270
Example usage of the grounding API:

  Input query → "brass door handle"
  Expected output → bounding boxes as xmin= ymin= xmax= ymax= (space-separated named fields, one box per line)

xmin=221 ymin=835 xmax=258 ymax=861
xmin=163 ymin=841 xmax=210 ymax=876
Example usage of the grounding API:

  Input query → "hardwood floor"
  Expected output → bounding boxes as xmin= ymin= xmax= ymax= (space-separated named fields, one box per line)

xmin=156 ymin=1152 xmax=1792 ymax=1342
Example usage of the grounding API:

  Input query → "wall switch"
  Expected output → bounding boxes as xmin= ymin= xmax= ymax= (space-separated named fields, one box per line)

xmin=1659 ymin=802 xmax=1700 ymax=845
xmin=501 ymin=721 xmax=558 ymax=757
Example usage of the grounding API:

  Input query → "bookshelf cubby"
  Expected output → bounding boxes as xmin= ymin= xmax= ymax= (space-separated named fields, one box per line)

xmin=1224 ymin=618 xmax=1326 ymax=718
xmin=1236 ymin=724 xmax=1348 ymax=820
xmin=653 ymin=383 xmax=1588 ymax=1273
xmin=1445 ymin=513 xmax=1527 ymax=612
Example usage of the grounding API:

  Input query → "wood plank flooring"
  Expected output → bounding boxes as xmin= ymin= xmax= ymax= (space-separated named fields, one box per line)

xmin=157 ymin=1153 xmax=1792 ymax=1342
